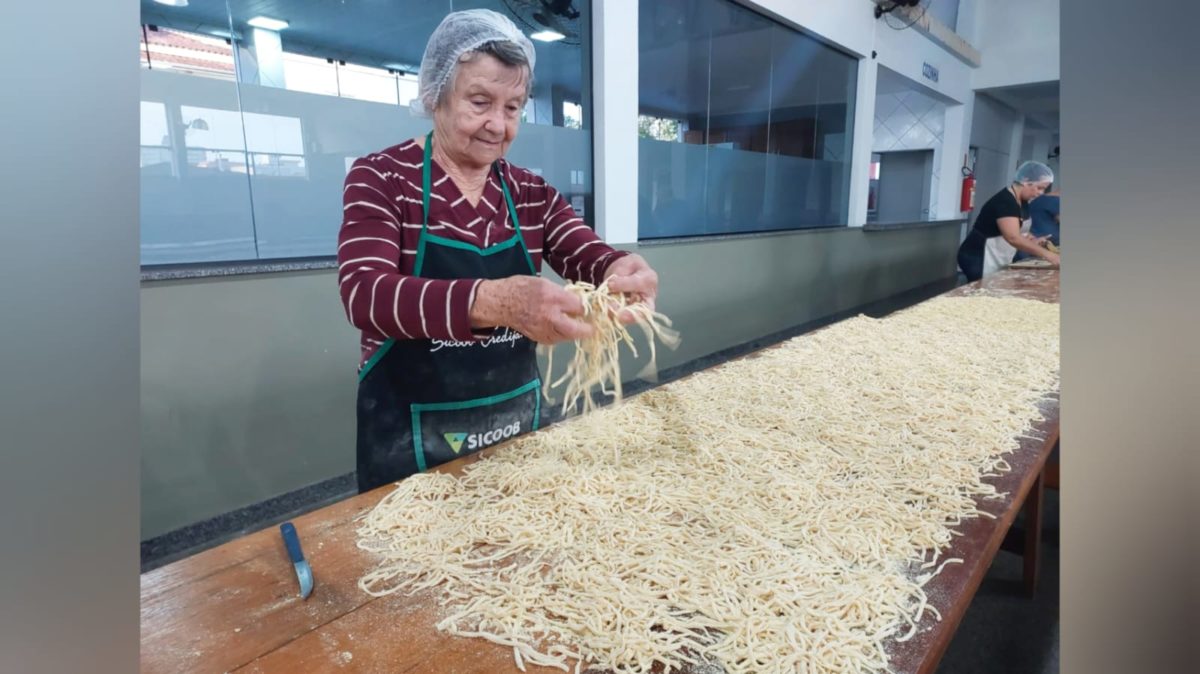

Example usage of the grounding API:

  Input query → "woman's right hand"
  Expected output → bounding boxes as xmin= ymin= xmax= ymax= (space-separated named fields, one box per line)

xmin=1043 ymin=251 xmax=1061 ymax=265
xmin=470 ymin=277 xmax=594 ymax=344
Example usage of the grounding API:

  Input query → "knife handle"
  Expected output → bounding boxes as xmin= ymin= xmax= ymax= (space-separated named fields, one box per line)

xmin=280 ymin=522 xmax=305 ymax=564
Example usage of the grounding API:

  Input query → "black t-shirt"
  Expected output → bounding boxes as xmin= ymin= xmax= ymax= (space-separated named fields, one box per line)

xmin=971 ymin=188 xmax=1024 ymax=238
xmin=957 ymin=188 xmax=1026 ymax=280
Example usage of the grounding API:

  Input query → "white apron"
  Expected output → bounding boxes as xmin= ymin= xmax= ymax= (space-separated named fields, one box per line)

xmin=982 ymin=216 xmax=1032 ymax=278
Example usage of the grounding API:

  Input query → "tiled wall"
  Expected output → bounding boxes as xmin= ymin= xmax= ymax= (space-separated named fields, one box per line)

xmin=873 ymin=89 xmax=947 ymax=217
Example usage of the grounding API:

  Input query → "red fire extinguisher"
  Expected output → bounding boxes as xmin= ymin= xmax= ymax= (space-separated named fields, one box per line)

xmin=960 ymin=156 xmax=976 ymax=212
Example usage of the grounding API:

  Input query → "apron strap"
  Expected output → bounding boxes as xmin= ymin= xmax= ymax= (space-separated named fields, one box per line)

xmin=497 ymin=165 xmax=537 ymax=275
xmin=422 ymin=131 xmax=434 ymax=233
xmin=420 ymin=131 xmax=537 ymax=276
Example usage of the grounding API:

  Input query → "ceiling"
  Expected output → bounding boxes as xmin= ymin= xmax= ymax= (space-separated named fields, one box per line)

xmin=978 ymin=80 xmax=1060 ymax=132
xmin=140 ymin=0 xmax=588 ymax=97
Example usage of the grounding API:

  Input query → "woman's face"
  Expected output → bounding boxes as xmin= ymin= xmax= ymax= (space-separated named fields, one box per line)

xmin=1017 ymin=181 xmax=1052 ymax=203
xmin=433 ymin=54 xmax=528 ymax=170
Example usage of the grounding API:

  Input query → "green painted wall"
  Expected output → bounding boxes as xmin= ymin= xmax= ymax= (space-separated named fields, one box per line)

xmin=140 ymin=225 xmax=959 ymax=538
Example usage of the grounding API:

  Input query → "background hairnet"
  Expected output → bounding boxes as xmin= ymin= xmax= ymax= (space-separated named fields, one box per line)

xmin=1014 ymin=160 xmax=1054 ymax=185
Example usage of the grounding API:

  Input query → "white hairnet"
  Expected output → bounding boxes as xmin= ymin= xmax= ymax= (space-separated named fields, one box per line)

xmin=1014 ymin=160 xmax=1054 ymax=185
xmin=414 ymin=9 xmax=536 ymax=117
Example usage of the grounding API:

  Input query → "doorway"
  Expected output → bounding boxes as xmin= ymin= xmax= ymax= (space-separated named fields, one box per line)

xmin=870 ymin=149 xmax=934 ymax=223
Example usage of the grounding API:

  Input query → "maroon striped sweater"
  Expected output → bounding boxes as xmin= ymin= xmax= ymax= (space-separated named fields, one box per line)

xmin=338 ymin=139 xmax=628 ymax=369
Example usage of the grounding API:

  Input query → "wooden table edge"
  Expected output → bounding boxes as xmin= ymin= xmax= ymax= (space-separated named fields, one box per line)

xmin=913 ymin=422 xmax=1059 ymax=674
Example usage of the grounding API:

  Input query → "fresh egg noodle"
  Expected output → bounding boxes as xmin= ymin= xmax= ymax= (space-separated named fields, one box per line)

xmin=357 ymin=295 xmax=1060 ymax=674
xmin=542 ymin=280 xmax=680 ymax=417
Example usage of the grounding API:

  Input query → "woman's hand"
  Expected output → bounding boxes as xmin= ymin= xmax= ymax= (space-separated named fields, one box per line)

xmin=470 ymin=277 xmax=594 ymax=344
xmin=1001 ymin=218 xmax=1058 ymax=262
xmin=1024 ymin=234 xmax=1060 ymax=263
xmin=603 ymin=254 xmax=659 ymax=324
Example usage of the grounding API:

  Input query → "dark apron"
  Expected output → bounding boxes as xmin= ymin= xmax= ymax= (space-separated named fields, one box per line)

xmin=355 ymin=132 xmax=540 ymax=493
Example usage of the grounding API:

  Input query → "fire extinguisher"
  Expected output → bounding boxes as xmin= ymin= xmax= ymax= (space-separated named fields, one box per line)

xmin=960 ymin=162 xmax=976 ymax=212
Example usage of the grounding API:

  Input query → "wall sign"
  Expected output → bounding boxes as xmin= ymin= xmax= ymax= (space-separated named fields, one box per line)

xmin=922 ymin=62 xmax=939 ymax=83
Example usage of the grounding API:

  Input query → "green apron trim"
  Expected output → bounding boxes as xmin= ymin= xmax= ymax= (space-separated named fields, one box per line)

xmin=415 ymin=133 xmax=434 ymax=276
xmin=501 ymin=180 xmax=538 ymax=276
xmin=412 ymin=131 xmax=538 ymax=277
xmin=358 ymin=338 xmax=396 ymax=383
xmin=410 ymin=377 xmax=542 ymax=472
xmin=422 ymin=231 xmax=523 ymax=256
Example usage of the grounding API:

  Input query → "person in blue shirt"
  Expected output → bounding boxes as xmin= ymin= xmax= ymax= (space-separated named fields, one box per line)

xmin=1014 ymin=187 xmax=1061 ymax=261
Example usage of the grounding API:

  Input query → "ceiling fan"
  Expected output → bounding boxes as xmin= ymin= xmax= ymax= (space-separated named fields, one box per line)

xmin=503 ymin=0 xmax=582 ymax=45
xmin=874 ymin=0 xmax=930 ymax=30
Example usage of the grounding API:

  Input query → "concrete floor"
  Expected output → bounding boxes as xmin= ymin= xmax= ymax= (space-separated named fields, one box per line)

xmin=935 ymin=489 xmax=1061 ymax=674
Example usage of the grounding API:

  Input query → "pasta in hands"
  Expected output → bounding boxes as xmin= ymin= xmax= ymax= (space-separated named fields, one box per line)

xmin=542 ymin=280 xmax=680 ymax=417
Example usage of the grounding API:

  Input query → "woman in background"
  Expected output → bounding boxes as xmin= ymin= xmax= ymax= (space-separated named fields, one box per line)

xmin=957 ymin=161 xmax=1060 ymax=281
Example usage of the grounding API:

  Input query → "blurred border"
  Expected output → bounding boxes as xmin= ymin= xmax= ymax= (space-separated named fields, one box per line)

xmin=2 ymin=1 xmax=1198 ymax=672
xmin=1060 ymin=1 xmax=1200 ymax=673
xmin=0 ymin=1 xmax=140 ymax=673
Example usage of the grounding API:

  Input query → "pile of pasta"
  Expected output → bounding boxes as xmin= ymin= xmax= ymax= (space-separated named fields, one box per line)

xmin=358 ymin=295 xmax=1060 ymax=674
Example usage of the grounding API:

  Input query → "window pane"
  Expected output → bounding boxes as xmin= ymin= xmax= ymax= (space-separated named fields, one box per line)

xmin=140 ymin=26 xmax=236 ymax=82
xmin=180 ymin=105 xmax=245 ymax=150
xmin=140 ymin=30 xmax=257 ymax=264
xmin=814 ymin=46 xmax=857 ymax=226
xmin=563 ymin=101 xmax=583 ymax=130
xmin=638 ymin=0 xmax=714 ymax=238
xmin=638 ymin=0 xmax=857 ymax=239
xmin=397 ymin=74 xmax=420 ymax=108
xmin=280 ymin=53 xmax=339 ymax=97
xmin=140 ymin=101 xmax=170 ymax=147
xmin=338 ymin=63 xmax=400 ymax=105
xmin=704 ymin=0 xmax=773 ymax=234
xmin=139 ymin=1 xmax=595 ymax=264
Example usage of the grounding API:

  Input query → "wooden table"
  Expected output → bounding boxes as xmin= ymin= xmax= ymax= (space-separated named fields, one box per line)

xmin=140 ymin=269 xmax=1060 ymax=674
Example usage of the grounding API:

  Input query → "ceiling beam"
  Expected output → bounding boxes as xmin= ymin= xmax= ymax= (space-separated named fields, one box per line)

xmin=871 ymin=0 xmax=982 ymax=68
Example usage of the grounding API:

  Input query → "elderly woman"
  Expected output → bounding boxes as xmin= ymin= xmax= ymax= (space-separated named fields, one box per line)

xmin=957 ymin=160 xmax=1061 ymax=282
xmin=338 ymin=10 xmax=659 ymax=492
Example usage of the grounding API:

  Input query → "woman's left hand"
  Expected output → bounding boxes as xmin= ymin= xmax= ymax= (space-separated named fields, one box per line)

xmin=603 ymin=254 xmax=659 ymax=322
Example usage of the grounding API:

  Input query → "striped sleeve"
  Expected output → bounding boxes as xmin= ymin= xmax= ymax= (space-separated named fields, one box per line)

xmin=542 ymin=184 xmax=629 ymax=285
xmin=337 ymin=157 xmax=483 ymax=342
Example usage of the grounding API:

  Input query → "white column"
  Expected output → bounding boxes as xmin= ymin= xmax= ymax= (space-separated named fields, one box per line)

xmin=938 ymin=94 xmax=974 ymax=221
xmin=846 ymin=55 xmax=878 ymax=228
xmin=250 ymin=28 xmax=285 ymax=88
xmin=591 ymin=0 xmax=639 ymax=244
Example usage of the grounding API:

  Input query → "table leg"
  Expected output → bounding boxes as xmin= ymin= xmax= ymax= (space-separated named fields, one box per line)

xmin=1045 ymin=462 xmax=1059 ymax=490
xmin=1022 ymin=469 xmax=1045 ymax=597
